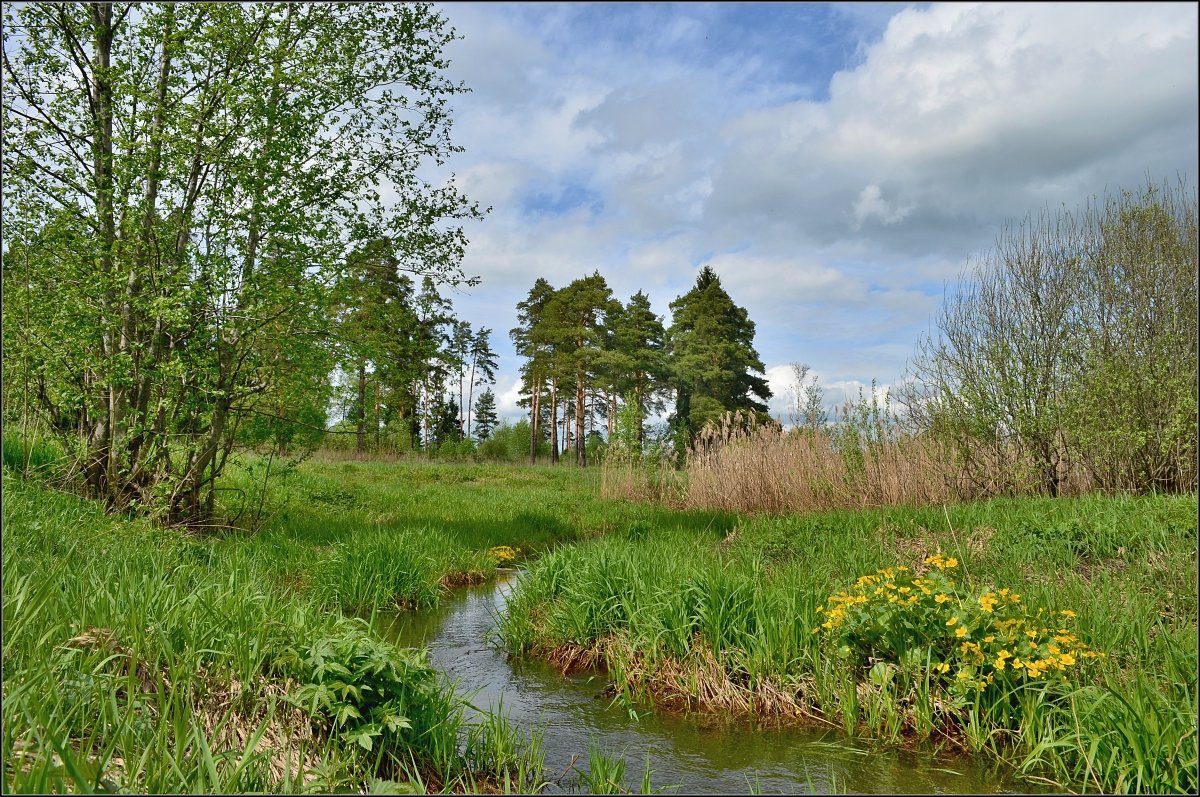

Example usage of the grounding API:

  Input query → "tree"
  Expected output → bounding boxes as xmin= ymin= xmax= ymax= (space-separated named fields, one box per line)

xmin=902 ymin=179 xmax=1197 ymax=495
xmin=472 ymin=388 xmax=499 ymax=442
xmin=604 ymin=291 xmax=669 ymax=447
xmin=465 ymin=327 xmax=499 ymax=439
xmin=666 ymin=266 xmax=772 ymax=443
xmin=2 ymin=2 xmax=483 ymax=522
xmin=788 ymin=363 xmax=828 ymax=433
xmin=447 ymin=320 xmax=474 ymax=436
xmin=511 ymin=278 xmax=556 ymax=463
xmin=332 ymin=238 xmax=427 ymax=455
xmin=539 ymin=272 xmax=619 ymax=467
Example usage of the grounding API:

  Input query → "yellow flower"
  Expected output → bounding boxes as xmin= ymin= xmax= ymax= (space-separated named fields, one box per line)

xmin=935 ymin=662 xmax=950 ymax=673
xmin=994 ymin=658 xmax=1007 ymax=670
xmin=934 ymin=594 xmax=950 ymax=604
xmin=488 ymin=545 xmax=520 ymax=562
xmin=995 ymin=649 xmax=1011 ymax=660
xmin=983 ymin=635 xmax=995 ymax=643
xmin=1059 ymin=609 xmax=1076 ymax=618
xmin=946 ymin=616 xmax=958 ymax=626
xmin=898 ymin=586 xmax=911 ymax=594
xmin=955 ymin=626 xmax=968 ymax=638
xmin=1059 ymin=653 xmax=1076 ymax=666
xmin=944 ymin=557 xmax=958 ymax=568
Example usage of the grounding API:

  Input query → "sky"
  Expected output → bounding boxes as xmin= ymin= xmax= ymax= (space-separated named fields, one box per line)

xmin=424 ymin=1 xmax=1198 ymax=426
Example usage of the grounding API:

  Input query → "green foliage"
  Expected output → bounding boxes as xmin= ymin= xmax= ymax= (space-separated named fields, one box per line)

xmin=472 ymin=389 xmax=500 ymax=442
xmin=2 ymin=428 xmax=66 ymax=478
xmin=814 ymin=556 xmax=1103 ymax=704
xmin=1 ymin=2 xmax=483 ymax=522
xmin=281 ymin=631 xmax=451 ymax=757
xmin=502 ymin=491 xmax=1198 ymax=793
xmin=310 ymin=529 xmax=447 ymax=612
xmin=667 ymin=266 xmax=772 ymax=443
xmin=537 ymin=272 xmax=620 ymax=467
xmin=904 ymin=179 xmax=1197 ymax=495
xmin=478 ymin=419 xmax=550 ymax=462
xmin=2 ymin=465 xmax=552 ymax=793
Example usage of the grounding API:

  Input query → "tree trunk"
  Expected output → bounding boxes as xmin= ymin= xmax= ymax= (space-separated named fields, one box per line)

xmin=606 ymin=390 xmax=615 ymax=439
xmin=575 ymin=376 xmax=586 ymax=467
xmin=635 ymin=378 xmax=645 ymax=447
xmin=529 ymin=375 xmax=541 ymax=464
xmin=357 ymin=361 xmax=367 ymax=456
xmin=373 ymin=375 xmax=382 ymax=449
xmin=549 ymin=379 xmax=559 ymax=464
xmin=87 ymin=2 xmax=117 ymax=503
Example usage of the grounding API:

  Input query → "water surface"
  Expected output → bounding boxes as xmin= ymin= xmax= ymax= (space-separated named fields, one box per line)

xmin=379 ymin=572 xmax=1048 ymax=794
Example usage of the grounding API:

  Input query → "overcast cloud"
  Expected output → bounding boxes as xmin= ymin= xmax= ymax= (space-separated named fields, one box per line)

xmin=426 ymin=2 xmax=1198 ymax=424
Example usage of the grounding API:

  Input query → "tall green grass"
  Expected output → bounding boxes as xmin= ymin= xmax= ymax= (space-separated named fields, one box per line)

xmin=2 ymin=470 xmax=545 ymax=793
xmin=501 ymin=493 xmax=1198 ymax=793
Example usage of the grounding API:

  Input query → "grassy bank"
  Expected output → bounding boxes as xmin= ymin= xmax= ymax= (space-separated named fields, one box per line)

xmin=6 ymin=441 xmax=1196 ymax=793
xmin=215 ymin=454 xmax=737 ymax=612
xmin=500 ymin=493 xmax=1198 ymax=793
xmin=1 ymin=467 xmax=552 ymax=793
xmin=2 ymin=450 xmax=735 ymax=793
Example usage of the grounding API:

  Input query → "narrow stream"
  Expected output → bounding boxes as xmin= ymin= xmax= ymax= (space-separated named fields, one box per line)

xmin=378 ymin=571 xmax=1048 ymax=794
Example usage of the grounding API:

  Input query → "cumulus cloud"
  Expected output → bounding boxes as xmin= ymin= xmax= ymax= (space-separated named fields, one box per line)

xmin=429 ymin=2 xmax=1197 ymax=425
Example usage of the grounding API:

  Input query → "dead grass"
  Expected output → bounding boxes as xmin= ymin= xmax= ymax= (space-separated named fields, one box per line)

xmin=55 ymin=626 xmax=321 ymax=790
xmin=605 ymin=410 xmax=1109 ymax=514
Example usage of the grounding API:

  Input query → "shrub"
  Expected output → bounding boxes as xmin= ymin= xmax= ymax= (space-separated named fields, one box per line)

xmin=814 ymin=554 xmax=1103 ymax=702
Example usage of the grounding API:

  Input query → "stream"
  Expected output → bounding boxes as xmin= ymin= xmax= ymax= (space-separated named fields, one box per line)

xmin=378 ymin=571 xmax=1048 ymax=794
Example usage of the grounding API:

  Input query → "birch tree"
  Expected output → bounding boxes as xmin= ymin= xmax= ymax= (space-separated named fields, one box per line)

xmin=2 ymin=2 xmax=483 ymax=522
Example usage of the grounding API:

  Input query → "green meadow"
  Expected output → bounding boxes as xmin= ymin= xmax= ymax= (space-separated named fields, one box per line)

xmin=3 ymin=448 xmax=1196 ymax=793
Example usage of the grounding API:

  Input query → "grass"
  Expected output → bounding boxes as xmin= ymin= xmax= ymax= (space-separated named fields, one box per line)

xmin=1 ymin=467 xmax=548 ymax=793
xmin=500 ymin=492 xmax=1198 ymax=793
xmin=5 ymin=440 xmax=1196 ymax=793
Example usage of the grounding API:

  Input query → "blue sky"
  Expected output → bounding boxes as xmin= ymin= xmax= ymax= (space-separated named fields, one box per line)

xmin=423 ymin=2 xmax=1198 ymax=424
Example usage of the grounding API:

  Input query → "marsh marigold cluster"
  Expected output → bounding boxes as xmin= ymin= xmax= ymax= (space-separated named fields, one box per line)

xmin=488 ymin=545 xmax=520 ymax=564
xmin=813 ymin=553 xmax=1102 ymax=694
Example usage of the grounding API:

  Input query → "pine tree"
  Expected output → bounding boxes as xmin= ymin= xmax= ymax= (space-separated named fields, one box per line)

xmin=605 ymin=290 xmax=669 ymax=447
xmin=539 ymin=273 xmax=619 ymax=467
xmin=472 ymin=389 xmax=499 ymax=441
xmin=667 ymin=266 xmax=772 ymax=442
xmin=466 ymin=327 xmax=499 ymax=439
xmin=511 ymin=278 xmax=556 ymax=463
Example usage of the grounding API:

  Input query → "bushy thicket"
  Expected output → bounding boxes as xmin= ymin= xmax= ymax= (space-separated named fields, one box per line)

xmin=902 ymin=179 xmax=1197 ymax=497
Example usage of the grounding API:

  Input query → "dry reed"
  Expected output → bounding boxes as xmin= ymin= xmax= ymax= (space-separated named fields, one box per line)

xmin=604 ymin=409 xmax=1108 ymax=514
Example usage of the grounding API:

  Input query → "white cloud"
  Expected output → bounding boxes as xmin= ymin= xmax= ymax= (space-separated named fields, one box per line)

xmin=430 ymin=1 xmax=1197 ymax=414
xmin=852 ymin=184 xmax=913 ymax=228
